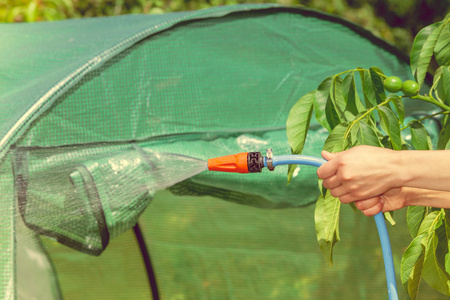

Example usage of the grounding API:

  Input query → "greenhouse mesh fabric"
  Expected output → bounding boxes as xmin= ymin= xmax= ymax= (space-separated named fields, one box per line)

xmin=0 ymin=4 xmax=446 ymax=299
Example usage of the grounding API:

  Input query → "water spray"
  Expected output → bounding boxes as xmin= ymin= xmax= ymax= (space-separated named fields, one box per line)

xmin=208 ymin=149 xmax=398 ymax=300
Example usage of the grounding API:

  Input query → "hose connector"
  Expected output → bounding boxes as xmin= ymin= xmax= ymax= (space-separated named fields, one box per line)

xmin=266 ymin=149 xmax=275 ymax=171
xmin=248 ymin=152 xmax=264 ymax=173
xmin=208 ymin=152 xmax=264 ymax=173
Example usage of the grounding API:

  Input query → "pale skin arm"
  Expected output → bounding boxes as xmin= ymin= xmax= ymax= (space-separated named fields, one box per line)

xmin=353 ymin=187 xmax=450 ymax=216
xmin=316 ymin=145 xmax=450 ymax=216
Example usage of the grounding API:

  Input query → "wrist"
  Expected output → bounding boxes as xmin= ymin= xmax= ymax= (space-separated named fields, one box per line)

xmin=403 ymin=187 xmax=450 ymax=208
xmin=402 ymin=187 xmax=416 ymax=207
xmin=394 ymin=150 xmax=415 ymax=187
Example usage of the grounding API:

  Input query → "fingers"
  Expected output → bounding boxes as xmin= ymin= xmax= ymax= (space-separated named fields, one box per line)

xmin=322 ymin=175 xmax=341 ymax=190
xmin=321 ymin=151 xmax=337 ymax=161
xmin=329 ymin=186 xmax=347 ymax=199
xmin=361 ymin=201 xmax=384 ymax=216
xmin=338 ymin=193 xmax=358 ymax=204
xmin=354 ymin=197 xmax=380 ymax=210
xmin=353 ymin=197 xmax=384 ymax=216
xmin=317 ymin=152 xmax=339 ymax=180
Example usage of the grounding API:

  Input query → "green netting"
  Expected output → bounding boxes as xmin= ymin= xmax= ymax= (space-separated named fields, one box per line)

xmin=0 ymin=4 xmax=446 ymax=299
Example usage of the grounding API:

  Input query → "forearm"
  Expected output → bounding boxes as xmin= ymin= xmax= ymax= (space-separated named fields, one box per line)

xmin=318 ymin=146 xmax=450 ymax=204
xmin=404 ymin=187 xmax=450 ymax=209
xmin=397 ymin=150 xmax=450 ymax=192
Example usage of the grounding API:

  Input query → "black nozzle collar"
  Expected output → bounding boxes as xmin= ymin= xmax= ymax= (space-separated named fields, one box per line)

xmin=247 ymin=152 xmax=264 ymax=173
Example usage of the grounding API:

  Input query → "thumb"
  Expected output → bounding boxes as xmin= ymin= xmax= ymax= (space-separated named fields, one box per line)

xmin=321 ymin=150 xmax=338 ymax=161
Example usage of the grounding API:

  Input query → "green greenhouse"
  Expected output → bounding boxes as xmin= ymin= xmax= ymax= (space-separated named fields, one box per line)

xmin=0 ymin=4 xmax=444 ymax=299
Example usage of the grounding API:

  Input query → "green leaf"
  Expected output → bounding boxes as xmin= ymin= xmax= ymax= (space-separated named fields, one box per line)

xmin=286 ymin=90 xmax=315 ymax=183
xmin=410 ymin=120 xmax=432 ymax=150
xmin=434 ymin=66 xmax=444 ymax=83
xmin=314 ymin=76 xmax=333 ymax=131
xmin=408 ymin=210 xmax=450 ymax=297
xmin=445 ymin=209 xmax=450 ymax=226
xmin=442 ymin=67 xmax=450 ymax=103
xmin=286 ymin=90 xmax=315 ymax=154
xmin=323 ymin=123 xmax=350 ymax=153
xmin=423 ymin=235 xmax=450 ymax=296
xmin=287 ymin=164 xmax=299 ymax=184
xmin=434 ymin=220 xmax=449 ymax=275
xmin=349 ymin=202 xmax=358 ymax=213
xmin=315 ymin=189 xmax=341 ymax=267
xmin=388 ymin=94 xmax=405 ymax=124
xmin=321 ymin=75 xmax=347 ymax=129
xmin=401 ymin=233 xmax=426 ymax=300
xmin=378 ymin=118 xmax=388 ymax=139
xmin=416 ymin=210 xmax=443 ymax=251
xmin=378 ymin=106 xmax=402 ymax=150
xmin=319 ymin=122 xmax=350 ymax=267
xmin=370 ymin=66 xmax=386 ymax=75
xmin=407 ymin=206 xmax=427 ymax=238
xmin=435 ymin=66 xmax=450 ymax=105
xmin=380 ymin=135 xmax=392 ymax=149
xmin=355 ymin=122 xmax=382 ymax=147
xmin=422 ymin=224 xmax=450 ymax=295
xmin=329 ymin=75 xmax=346 ymax=118
xmin=325 ymin=97 xmax=341 ymax=131
xmin=348 ymin=125 xmax=360 ymax=147
xmin=444 ymin=210 xmax=450 ymax=273
xmin=318 ymin=179 xmax=326 ymax=198
xmin=359 ymin=69 xmax=377 ymax=108
xmin=369 ymin=67 xmax=387 ymax=104
xmin=410 ymin=21 xmax=445 ymax=87
xmin=438 ymin=114 xmax=450 ymax=150
xmin=384 ymin=211 xmax=396 ymax=226
xmin=342 ymin=71 xmax=365 ymax=116
xmin=435 ymin=21 xmax=450 ymax=67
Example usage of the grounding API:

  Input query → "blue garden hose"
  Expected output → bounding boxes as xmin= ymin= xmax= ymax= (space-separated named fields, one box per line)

xmin=269 ymin=155 xmax=398 ymax=300
xmin=208 ymin=151 xmax=398 ymax=299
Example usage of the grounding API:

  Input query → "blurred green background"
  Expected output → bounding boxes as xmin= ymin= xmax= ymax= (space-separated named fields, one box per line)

xmin=1 ymin=0 xmax=449 ymax=54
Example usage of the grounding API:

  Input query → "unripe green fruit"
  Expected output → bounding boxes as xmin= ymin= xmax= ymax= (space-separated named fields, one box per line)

xmin=402 ymin=80 xmax=420 ymax=97
xmin=383 ymin=76 xmax=402 ymax=93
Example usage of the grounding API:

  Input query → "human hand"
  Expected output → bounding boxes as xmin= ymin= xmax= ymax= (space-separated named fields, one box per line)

xmin=317 ymin=145 xmax=403 ymax=203
xmin=353 ymin=187 xmax=407 ymax=216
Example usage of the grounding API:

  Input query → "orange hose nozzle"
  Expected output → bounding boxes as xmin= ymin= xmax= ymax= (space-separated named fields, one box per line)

xmin=208 ymin=152 xmax=249 ymax=173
